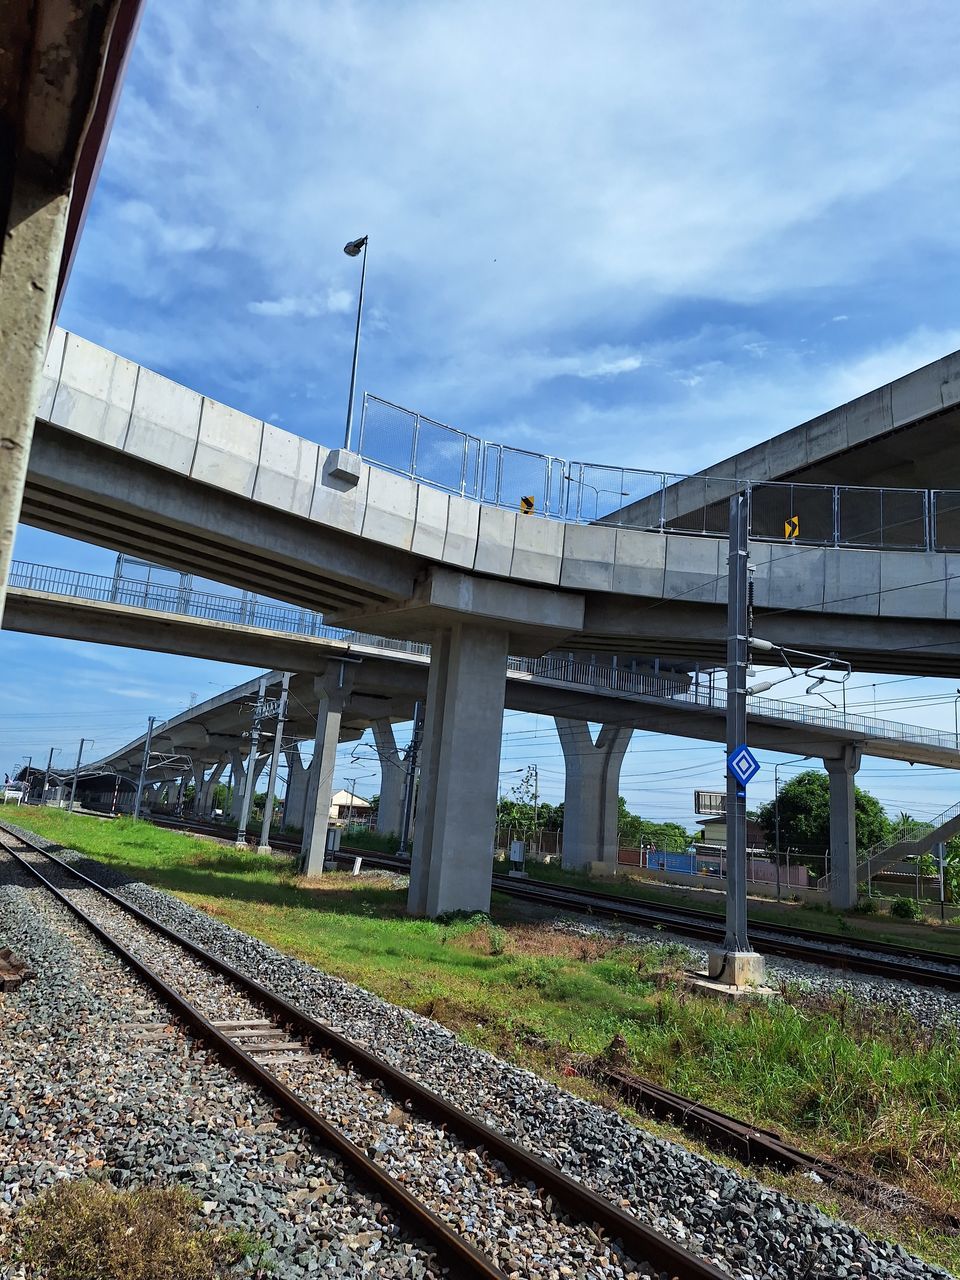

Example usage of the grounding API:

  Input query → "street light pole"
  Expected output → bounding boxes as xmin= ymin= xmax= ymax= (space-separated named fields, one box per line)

xmin=343 ymin=235 xmax=368 ymax=451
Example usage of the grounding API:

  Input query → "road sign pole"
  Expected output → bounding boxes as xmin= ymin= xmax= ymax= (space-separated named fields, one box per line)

xmin=724 ymin=491 xmax=751 ymax=954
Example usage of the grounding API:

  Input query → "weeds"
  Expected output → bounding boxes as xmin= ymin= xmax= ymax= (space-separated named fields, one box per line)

xmin=4 ymin=1182 xmax=263 ymax=1279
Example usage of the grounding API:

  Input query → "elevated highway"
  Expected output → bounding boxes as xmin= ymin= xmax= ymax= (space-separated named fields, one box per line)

xmin=19 ymin=329 xmax=960 ymax=913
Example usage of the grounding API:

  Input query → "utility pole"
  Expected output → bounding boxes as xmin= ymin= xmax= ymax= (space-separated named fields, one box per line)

xmin=22 ymin=756 xmax=31 ymax=802
xmin=133 ymin=715 xmax=156 ymax=820
xmin=236 ymin=677 xmax=268 ymax=848
xmin=399 ymin=701 xmax=424 ymax=856
xmin=712 ymin=491 xmax=765 ymax=988
xmin=41 ymin=746 xmax=59 ymax=805
xmin=257 ymin=672 xmax=290 ymax=854
xmin=68 ymin=739 xmax=87 ymax=812
xmin=345 ymin=776 xmax=358 ymax=828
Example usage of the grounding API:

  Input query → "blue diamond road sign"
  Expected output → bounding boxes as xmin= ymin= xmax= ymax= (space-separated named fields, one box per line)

xmin=727 ymin=744 xmax=760 ymax=786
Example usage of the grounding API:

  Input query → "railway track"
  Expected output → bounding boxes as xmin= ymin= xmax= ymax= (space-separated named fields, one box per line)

xmin=142 ymin=812 xmax=960 ymax=991
xmin=0 ymin=821 xmax=730 ymax=1280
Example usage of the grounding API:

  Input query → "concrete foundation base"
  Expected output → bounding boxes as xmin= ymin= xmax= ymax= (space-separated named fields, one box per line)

xmin=256 ymin=844 xmax=272 ymax=856
xmin=588 ymin=860 xmax=618 ymax=878
xmin=685 ymin=949 xmax=771 ymax=999
xmin=707 ymin=948 xmax=767 ymax=986
xmin=684 ymin=969 xmax=775 ymax=1002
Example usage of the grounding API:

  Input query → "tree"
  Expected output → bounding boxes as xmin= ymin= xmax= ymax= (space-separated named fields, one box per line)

xmin=617 ymin=797 xmax=694 ymax=851
xmin=755 ymin=770 xmax=888 ymax=866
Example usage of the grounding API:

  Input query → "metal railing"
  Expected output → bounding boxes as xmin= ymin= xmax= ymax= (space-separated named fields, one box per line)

xmin=358 ymin=393 xmax=958 ymax=552
xmin=11 ymin=559 xmax=959 ymax=757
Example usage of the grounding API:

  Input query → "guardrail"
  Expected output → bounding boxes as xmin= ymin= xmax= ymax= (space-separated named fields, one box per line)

xmin=11 ymin=560 xmax=958 ymax=757
xmin=358 ymin=393 xmax=960 ymax=553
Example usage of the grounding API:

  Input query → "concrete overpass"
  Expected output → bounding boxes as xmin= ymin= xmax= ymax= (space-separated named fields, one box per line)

xmin=15 ymin=558 xmax=960 ymax=915
xmin=18 ymin=329 xmax=960 ymax=913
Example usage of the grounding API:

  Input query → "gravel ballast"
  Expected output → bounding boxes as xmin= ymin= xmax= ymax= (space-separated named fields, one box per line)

xmin=0 ymin=853 xmax=446 ymax=1279
xmin=2 ymin=823 xmax=956 ymax=1280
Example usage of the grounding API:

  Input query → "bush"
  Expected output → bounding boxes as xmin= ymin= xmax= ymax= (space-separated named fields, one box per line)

xmin=339 ymin=825 xmax=401 ymax=854
xmin=6 ymin=1182 xmax=259 ymax=1279
xmin=851 ymin=897 xmax=877 ymax=915
xmin=890 ymin=895 xmax=924 ymax=921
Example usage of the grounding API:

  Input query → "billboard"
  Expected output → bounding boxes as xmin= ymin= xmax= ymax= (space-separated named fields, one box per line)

xmin=694 ymin=789 xmax=725 ymax=816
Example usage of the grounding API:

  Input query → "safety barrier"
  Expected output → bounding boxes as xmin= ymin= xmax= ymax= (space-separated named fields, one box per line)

xmin=11 ymin=560 xmax=958 ymax=756
xmin=358 ymin=393 xmax=953 ymax=551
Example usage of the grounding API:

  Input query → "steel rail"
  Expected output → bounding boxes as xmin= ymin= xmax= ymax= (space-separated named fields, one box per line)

xmin=481 ymin=874 xmax=960 ymax=992
xmin=0 ymin=832 xmax=504 ymax=1279
xmin=0 ymin=823 xmax=731 ymax=1280
xmin=142 ymin=816 xmax=960 ymax=988
xmin=586 ymin=1058 xmax=960 ymax=1231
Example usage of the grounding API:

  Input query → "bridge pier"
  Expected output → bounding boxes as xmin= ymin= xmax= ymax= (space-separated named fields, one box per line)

xmin=301 ymin=665 xmax=356 ymax=875
xmin=228 ymin=750 xmax=246 ymax=822
xmin=372 ymin=719 xmax=404 ymax=836
xmin=825 ymin=745 xmax=862 ymax=910
xmin=555 ymin=718 xmax=632 ymax=874
xmin=408 ymin=623 xmax=508 ymax=917
xmin=283 ymin=745 xmax=308 ymax=830
xmin=197 ymin=757 xmax=226 ymax=817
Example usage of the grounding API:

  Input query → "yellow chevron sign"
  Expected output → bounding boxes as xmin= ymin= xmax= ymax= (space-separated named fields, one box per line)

xmin=784 ymin=515 xmax=799 ymax=539
xmin=520 ymin=495 xmax=535 ymax=515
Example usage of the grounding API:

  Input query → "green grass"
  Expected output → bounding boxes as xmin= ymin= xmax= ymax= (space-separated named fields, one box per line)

xmin=511 ymin=856 xmax=960 ymax=956
xmin=8 ymin=807 xmax=960 ymax=1273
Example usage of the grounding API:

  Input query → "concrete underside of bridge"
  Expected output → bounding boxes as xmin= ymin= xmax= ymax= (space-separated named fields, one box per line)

xmin=15 ymin=330 xmax=960 ymax=916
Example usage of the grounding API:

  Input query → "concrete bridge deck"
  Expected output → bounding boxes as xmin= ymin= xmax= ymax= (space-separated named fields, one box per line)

xmin=7 ymin=562 xmax=960 ymax=771
xmin=22 ymin=329 xmax=960 ymax=676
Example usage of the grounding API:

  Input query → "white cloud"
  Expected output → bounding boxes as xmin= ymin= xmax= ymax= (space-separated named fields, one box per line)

xmin=248 ymin=288 xmax=352 ymax=319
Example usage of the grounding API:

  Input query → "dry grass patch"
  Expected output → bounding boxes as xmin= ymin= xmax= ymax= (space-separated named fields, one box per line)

xmin=4 ymin=1182 xmax=262 ymax=1279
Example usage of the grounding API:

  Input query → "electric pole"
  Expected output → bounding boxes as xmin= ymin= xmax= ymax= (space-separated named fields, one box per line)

xmin=41 ymin=746 xmax=59 ymax=805
xmin=236 ymin=677 xmax=268 ymax=847
xmin=257 ymin=672 xmax=290 ymax=854
xmin=68 ymin=739 xmax=87 ymax=812
xmin=399 ymin=701 xmax=424 ymax=855
xmin=133 ymin=715 xmax=156 ymax=819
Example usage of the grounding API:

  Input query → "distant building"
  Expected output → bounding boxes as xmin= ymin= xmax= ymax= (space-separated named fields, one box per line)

xmin=696 ymin=815 xmax=767 ymax=851
xmin=329 ymin=790 xmax=372 ymax=824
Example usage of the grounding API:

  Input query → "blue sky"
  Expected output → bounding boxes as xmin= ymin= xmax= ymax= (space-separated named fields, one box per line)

xmin=7 ymin=0 xmax=960 ymax=826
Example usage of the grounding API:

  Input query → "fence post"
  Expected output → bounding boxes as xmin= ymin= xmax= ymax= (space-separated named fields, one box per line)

xmin=833 ymin=486 xmax=840 ymax=546
xmin=411 ymin=413 xmax=421 ymax=477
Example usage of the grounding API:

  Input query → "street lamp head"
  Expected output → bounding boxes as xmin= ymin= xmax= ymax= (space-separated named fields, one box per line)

xmin=343 ymin=236 xmax=368 ymax=257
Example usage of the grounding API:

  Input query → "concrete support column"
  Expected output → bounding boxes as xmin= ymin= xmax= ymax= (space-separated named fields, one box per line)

xmin=408 ymin=623 xmax=509 ymax=917
xmin=188 ymin=757 xmax=209 ymax=813
xmin=301 ymin=665 xmax=356 ymax=875
xmin=283 ymin=745 xmax=308 ymax=830
xmin=228 ymin=750 xmax=246 ymax=822
xmin=555 ymin=718 xmax=633 ymax=874
xmin=372 ymin=719 xmax=404 ymax=836
xmin=198 ymin=758 xmax=226 ymax=817
xmin=825 ymin=745 xmax=863 ymax=910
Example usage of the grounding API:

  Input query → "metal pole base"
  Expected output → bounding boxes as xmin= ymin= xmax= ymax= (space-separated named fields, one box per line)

xmin=707 ymin=948 xmax=767 ymax=988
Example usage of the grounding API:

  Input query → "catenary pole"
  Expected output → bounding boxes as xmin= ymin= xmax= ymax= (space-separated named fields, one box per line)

xmin=133 ymin=715 xmax=156 ymax=819
xmin=258 ymin=672 xmax=290 ymax=853
xmin=236 ymin=677 xmax=268 ymax=847
xmin=68 ymin=738 xmax=86 ymax=812
xmin=723 ymin=491 xmax=751 ymax=954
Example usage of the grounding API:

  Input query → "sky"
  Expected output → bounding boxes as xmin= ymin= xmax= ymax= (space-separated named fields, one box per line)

xmin=6 ymin=0 xmax=960 ymax=827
